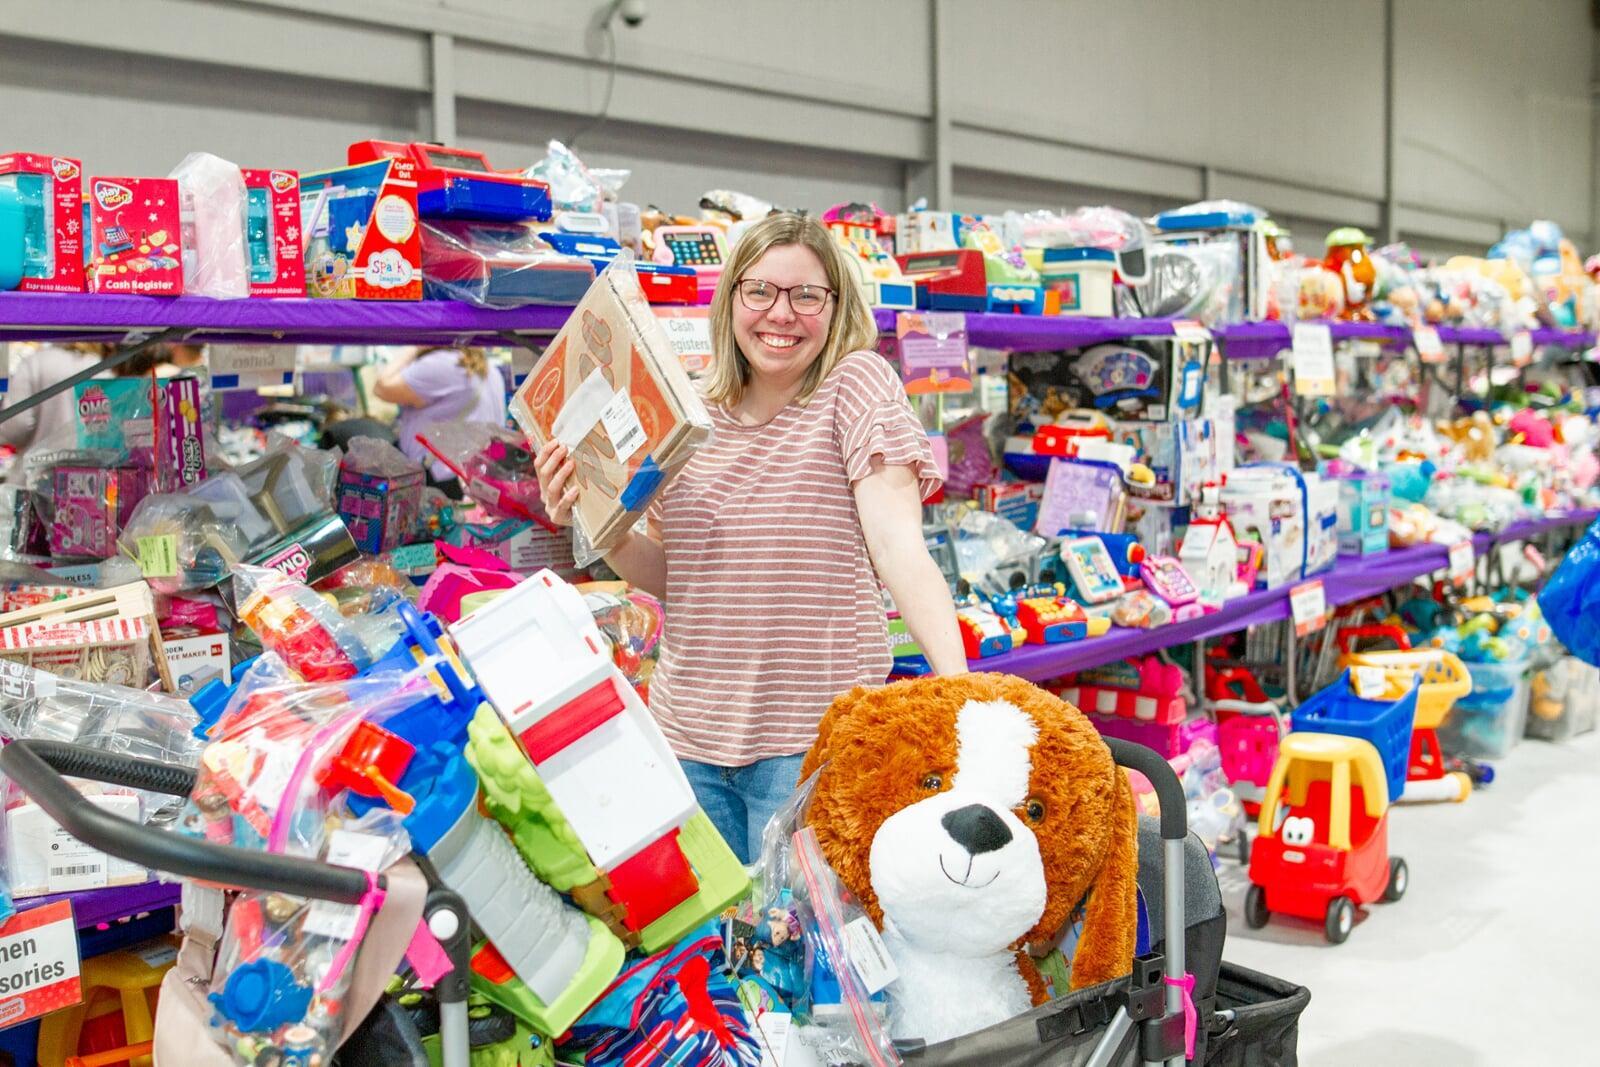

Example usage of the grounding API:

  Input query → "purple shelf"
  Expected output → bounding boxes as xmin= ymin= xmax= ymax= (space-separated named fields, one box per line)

xmin=0 ymin=292 xmax=573 ymax=345
xmin=17 ymin=880 xmax=181 ymax=929
xmin=873 ymin=308 xmax=1176 ymax=350
xmin=968 ymin=508 xmax=1598 ymax=682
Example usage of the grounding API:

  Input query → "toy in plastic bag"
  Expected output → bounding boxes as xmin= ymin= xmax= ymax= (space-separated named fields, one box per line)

xmin=1540 ymin=515 xmax=1600 ymax=668
xmin=756 ymin=775 xmax=901 ymax=1067
xmin=524 ymin=140 xmax=605 ymax=215
xmin=170 ymin=152 xmax=250 ymax=299
xmin=206 ymin=811 xmax=410 ymax=1067
xmin=233 ymin=565 xmax=405 ymax=682
xmin=508 ymin=254 xmax=714 ymax=566
xmin=420 ymin=218 xmax=595 ymax=307
xmin=579 ymin=581 xmax=663 ymax=692
xmin=118 ymin=473 xmax=263 ymax=593
xmin=416 ymin=421 xmax=552 ymax=526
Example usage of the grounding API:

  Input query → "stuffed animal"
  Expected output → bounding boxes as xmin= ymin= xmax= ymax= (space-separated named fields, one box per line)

xmin=799 ymin=673 xmax=1138 ymax=1044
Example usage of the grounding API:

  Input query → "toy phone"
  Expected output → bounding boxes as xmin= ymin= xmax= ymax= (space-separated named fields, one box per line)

xmin=1142 ymin=555 xmax=1200 ymax=608
xmin=652 ymin=226 xmax=728 ymax=272
xmin=1072 ymin=344 xmax=1161 ymax=411
xmin=1062 ymin=536 xmax=1124 ymax=605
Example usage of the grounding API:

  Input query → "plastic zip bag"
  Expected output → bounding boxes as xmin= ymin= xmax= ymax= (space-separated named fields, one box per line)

xmin=1540 ymin=515 xmax=1600 ymax=667
xmin=757 ymin=775 xmax=901 ymax=1067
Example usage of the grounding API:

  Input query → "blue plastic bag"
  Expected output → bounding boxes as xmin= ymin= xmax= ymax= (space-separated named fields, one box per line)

xmin=1539 ymin=516 xmax=1600 ymax=667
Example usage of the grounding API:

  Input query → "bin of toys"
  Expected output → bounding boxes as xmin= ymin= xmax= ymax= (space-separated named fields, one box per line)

xmin=1291 ymin=669 xmax=1418 ymax=802
xmin=1526 ymin=655 xmax=1600 ymax=742
xmin=1440 ymin=657 xmax=1531 ymax=759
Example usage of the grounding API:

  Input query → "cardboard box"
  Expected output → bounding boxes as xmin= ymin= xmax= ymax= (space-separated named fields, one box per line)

xmin=0 ymin=153 xmax=84 ymax=292
xmin=337 ymin=464 xmax=424 ymax=554
xmin=298 ymin=158 xmax=421 ymax=300
xmin=240 ymin=168 xmax=306 ymax=297
xmin=49 ymin=466 xmax=149 ymax=559
xmin=0 ymin=582 xmax=173 ymax=690
xmin=510 ymin=266 xmax=713 ymax=553
xmin=86 ymin=176 xmax=183 ymax=295
xmin=8 ymin=793 xmax=146 ymax=897
xmin=162 ymin=629 xmax=232 ymax=695
xmin=155 ymin=376 xmax=206 ymax=493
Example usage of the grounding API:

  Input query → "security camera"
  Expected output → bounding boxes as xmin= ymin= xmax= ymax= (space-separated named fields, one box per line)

xmin=612 ymin=0 xmax=647 ymax=27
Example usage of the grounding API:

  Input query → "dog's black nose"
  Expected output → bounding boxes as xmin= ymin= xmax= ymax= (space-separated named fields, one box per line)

xmin=942 ymin=804 xmax=1012 ymax=855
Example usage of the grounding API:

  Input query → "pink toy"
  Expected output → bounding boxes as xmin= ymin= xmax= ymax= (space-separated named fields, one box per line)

xmin=49 ymin=466 xmax=149 ymax=559
xmin=1094 ymin=713 xmax=1215 ymax=762
xmin=417 ymin=543 xmax=525 ymax=623
xmin=1508 ymin=409 xmax=1556 ymax=449
xmin=1056 ymin=655 xmax=1187 ymax=724
xmin=1142 ymin=554 xmax=1212 ymax=622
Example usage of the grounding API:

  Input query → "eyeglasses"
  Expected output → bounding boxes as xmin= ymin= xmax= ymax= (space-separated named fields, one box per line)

xmin=736 ymin=278 xmax=834 ymax=316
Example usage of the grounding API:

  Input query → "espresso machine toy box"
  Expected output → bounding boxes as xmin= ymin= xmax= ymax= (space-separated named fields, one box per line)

xmin=0 ymin=153 xmax=84 ymax=292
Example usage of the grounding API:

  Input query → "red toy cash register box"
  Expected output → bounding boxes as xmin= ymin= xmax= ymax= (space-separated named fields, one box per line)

xmin=895 ymin=248 xmax=987 ymax=311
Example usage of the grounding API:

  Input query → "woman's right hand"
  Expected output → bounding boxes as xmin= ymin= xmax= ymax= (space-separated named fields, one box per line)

xmin=534 ymin=441 xmax=579 ymax=527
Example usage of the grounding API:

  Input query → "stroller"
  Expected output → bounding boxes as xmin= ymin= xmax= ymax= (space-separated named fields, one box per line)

xmin=900 ymin=738 xmax=1310 ymax=1067
xmin=0 ymin=737 xmax=476 ymax=1067
xmin=2 ymin=737 xmax=1307 ymax=1067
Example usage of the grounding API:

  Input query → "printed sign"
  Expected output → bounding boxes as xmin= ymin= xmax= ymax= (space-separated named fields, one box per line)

xmin=1413 ymin=326 xmax=1445 ymax=363
xmin=1289 ymin=579 xmax=1328 ymax=638
xmin=1448 ymin=541 xmax=1475 ymax=585
xmin=896 ymin=312 xmax=971 ymax=395
xmin=654 ymin=307 xmax=714 ymax=376
xmin=1291 ymin=324 xmax=1335 ymax=397
xmin=0 ymin=902 xmax=82 ymax=1028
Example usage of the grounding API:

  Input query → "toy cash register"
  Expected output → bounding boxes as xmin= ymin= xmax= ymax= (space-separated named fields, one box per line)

xmin=348 ymin=140 xmax=551 ymax=222
xmin=540 ymin=231 xmax=699 ymax=305
xmin=1141 ymin=555 xmax=1209 ymax=622
xmin=895 ymin=248 xmax=988 ymax=312
xmin=651 ymin=225 xmax=726 ymax=302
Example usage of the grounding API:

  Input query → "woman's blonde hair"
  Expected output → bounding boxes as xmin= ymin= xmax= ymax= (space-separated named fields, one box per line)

xmin=418 ymin=345 xmax=489 ymax=378
xmin=702 ymin=212 xmax=877 ymax=408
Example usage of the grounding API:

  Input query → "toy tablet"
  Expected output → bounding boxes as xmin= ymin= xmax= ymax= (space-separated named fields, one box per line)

xmin=1036 ymin=458 xmax=1127 ymax=536
xmin=1142 ymin=555 xmax=1200 ymax=607
xmin=1062 ymin=536 xmax=1124 ymax=605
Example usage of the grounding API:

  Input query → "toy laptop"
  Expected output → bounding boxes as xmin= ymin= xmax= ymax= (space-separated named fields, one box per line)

xmin=349 ymin=140 xmax=551 ymax=222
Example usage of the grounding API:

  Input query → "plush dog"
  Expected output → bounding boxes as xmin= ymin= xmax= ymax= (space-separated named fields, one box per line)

xmin=799 ymin=673 xmax=1139 ymax=1044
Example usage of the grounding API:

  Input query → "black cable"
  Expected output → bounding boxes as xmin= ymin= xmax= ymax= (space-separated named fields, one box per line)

xmin=567 ymin=6 xmax=620 ymax=150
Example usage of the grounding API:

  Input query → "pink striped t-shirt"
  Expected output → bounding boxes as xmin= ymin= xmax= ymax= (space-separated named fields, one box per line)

xmin=647 ymin=350 xmax=941 ymax=766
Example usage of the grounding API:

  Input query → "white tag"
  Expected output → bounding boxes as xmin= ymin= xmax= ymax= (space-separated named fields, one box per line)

xmin=843 ymin=916 xmax=898 ymax=996
xmin=1172 ymin=320 xmax=1211 ymax=344
xmin=1413 ymin=326 xmax=1444 ymax=363
xmin=1449 ymin=541 xmax=1475 ymax=583
xmin=1289 ymin=580 xmax=1327 ymax=634
xmin=754 ymin=1011 xmax=821 ymax=1067
xmin=303 ymin=900 xmax=360 ymax=941
xmin=324 ymin=830 xmax=390 ymax=874
xmin=181 ymin=882 xmax=226 ymax=939
xmin=599 ymin=386 xmax=646 ymax=463
xmin=1353 ymin=665 xmax=1390 ymax=699
xmin=1511 ymin=331 xmax=1534 ymax=367
xmin=46 ymin=829 xmax=108 ymax=892
xmin=1291 ymin=324 xmax=1335 ymax=396
xmin=551 ymin=368 xmax=618 ymax=452
xmin=133 ymin=942 xmax=178 ymax=970
xmin=246 ymin=737 xmax=296 ymax=809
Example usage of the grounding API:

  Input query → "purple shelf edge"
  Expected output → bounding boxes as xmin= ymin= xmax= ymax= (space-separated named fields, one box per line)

xmin=971 ymin=509 xmax=1597 ymax=683
xmin=18 ymin=879 xmax=181 ymax=929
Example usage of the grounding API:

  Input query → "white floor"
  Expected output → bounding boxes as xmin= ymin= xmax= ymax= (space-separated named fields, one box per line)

xmin=1219 ymin=729 xmax=1600 ymax=1066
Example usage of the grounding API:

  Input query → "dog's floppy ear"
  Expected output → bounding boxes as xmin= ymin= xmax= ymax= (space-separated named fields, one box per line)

xmin=799 ymin=685 xmax=870 ymax=782
xmin=1066 ymin=765 xmax=1139 ymax=991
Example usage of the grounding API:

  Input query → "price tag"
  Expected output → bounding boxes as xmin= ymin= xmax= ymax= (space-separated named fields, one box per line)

xmin=1289 ymin=579 xmax=1327 ymax=637
xmin=1172 ymin=320 xmax=1212 ymax=344
xmin=896 ymin=312 xmax=972 ymax=395
xmin=1511 ymin=331 xmax=1534 ymax=367
xmin=1449 ymin=541 xmax=1475 ymax=584
xmin=0 ymin=901 xmax=83 ymax=1027
xmin=206 ymin=344 xmax=297 ymax=391
xmin=653 ymin=307 xmax=714 ymax=376
xmin=304 ymin=831 xmax=391 ymax=941
xmin=135 ymin=534 xmax=178 ymax=579
xmin=1353 ymin=665 xmax=1391 ymax=699
xmin=843 ymin=915 xmax=899 ymax=996
xmin=1413 ymin=326 xmax=1445 ymax=363
xmin=1291 ymin=323 xmax=1335 ymax=396
xmin=45 ymin=830 xmax=107 ymax=893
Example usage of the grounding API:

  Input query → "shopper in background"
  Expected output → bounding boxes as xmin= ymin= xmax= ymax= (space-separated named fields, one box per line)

xmin=373 ymin=346 xmax=508 ymax=496
xmin=535 ymin=213 xmax=966 ymax=862
xmin=0 ymin=343 xmax=110 ymax=482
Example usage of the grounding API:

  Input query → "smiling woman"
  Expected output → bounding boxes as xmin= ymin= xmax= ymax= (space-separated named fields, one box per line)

xmin=535 ymin=212 xmax=967 ymax=863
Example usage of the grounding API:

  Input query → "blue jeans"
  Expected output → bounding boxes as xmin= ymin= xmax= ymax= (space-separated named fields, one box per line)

xmin=680 ymin=754 xmax=807 ymax=865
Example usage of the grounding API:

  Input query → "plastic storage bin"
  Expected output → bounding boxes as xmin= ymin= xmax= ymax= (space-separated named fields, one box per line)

xmin=1526 ymin=655 xmax=1600 ymax=742
xmin=1291 ymin=669 xmax=1418 ymax=802
xmin=1440 ymin=658 xmax=1530 ymax=759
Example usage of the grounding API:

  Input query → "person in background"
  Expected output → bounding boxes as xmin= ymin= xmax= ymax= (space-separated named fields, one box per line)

xmin=535 ymin=212 xmax=966 ymax=863
xmin=0 ymin=343 xmax=110 ymax=481
xmin=372 ymin=346 xmax=508 ymax=496
xmin=161 ymin=342 xmax=206 ymax=371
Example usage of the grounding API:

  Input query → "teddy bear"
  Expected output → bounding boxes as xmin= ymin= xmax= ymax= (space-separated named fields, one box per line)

xmin=799 ymin=672 xmax=1139 ymax=1045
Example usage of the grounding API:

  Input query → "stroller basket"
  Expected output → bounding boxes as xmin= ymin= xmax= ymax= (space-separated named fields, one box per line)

xmin=0 ymin=739 xmax=476 ymax=1067
xmin=1204 ymin=961 xmax=1311 ymax=1067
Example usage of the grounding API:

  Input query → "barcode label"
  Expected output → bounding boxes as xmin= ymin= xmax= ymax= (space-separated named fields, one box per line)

xmin=600 ymin=387 xmax=646 ymax=463
xmin=50 ymin=865 xmax=97 ymax=876
xmin=47 ymin=856 xmax=107 ymax=892
xmin=843 ymin=915 xmax=899 ymax=995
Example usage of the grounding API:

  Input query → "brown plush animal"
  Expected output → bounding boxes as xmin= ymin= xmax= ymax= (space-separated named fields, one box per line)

xmin=799 ymin=673 xmax=1139 ymax=1044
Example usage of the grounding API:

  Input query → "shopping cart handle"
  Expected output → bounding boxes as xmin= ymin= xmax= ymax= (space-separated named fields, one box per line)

xmin=0 ymin=740 xmax=375 ymax=906
xmin=1104 ymin=737 xmax=1186 ymax=842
